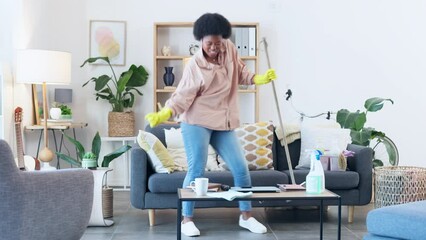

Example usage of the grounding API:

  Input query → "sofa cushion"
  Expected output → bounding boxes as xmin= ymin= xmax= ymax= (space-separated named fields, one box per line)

xmin=273 ymin=136 xmax=301 ymax=171
xmin=236 ymin=122 xmax=274 ymax=170
xmin=297 ymin=124 xmax=351 ymax=169
xmin=283 ymin=169 xmax=359 ymax=189
xmin=137 ymin=130 xmax=175 ymax=173
xmin=366 ymin=200 xmax=426 ymax=240
xmin=164 ymin=127 xmax=221 ymax=171
xmin=148 ymin=170 xmax=289 ymax=193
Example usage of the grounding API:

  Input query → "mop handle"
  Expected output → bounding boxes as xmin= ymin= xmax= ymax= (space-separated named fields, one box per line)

xmin=261 ymin=37 xmax=296 ymax=185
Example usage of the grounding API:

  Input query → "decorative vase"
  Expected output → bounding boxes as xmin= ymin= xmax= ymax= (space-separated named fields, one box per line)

xmin=163 ymin=67 xmax=175 ymax=87
xmin=49 ymin=108 xmax=61 ymax=120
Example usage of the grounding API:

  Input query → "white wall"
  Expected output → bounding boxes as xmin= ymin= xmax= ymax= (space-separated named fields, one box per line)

xmin=2 ymin=0 xmax=425 ymax=182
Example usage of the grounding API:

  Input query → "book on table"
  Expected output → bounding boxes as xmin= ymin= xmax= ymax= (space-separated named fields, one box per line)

xmin=277 ymin=184 xmax=306 ymax=191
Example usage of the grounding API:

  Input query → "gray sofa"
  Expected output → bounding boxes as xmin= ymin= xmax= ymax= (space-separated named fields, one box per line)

xmin=0 ymin=140 xmax=94 ymax=240
xmin=131 ymin=124 xmax=373 ymax=226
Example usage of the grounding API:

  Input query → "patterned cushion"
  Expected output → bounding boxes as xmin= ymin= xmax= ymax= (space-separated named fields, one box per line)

xmin=235 ymin=122 xmax=274 ymax=170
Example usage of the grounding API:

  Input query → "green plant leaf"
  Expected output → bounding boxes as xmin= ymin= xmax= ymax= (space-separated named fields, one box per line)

xmin=371 ymin=130 xmax=385 ymax=139
xmin=101 ymin=145 xmax=132 ymax=167
xmin=55 ymin=152 xmax=81 ymax=167
xmin=117 ymin=70 xmax=132 ymax=94
xmin=373 ymin=159 xmax=384 ymax=168
xmin=127 ymin=65 xmax=149 ymax=87
xmin=336 ymin=109 xmax=366 ymax=131
xmin=364 ymin=97 xmax=394 ymax=112
xmin=95 ymin=75 xmax=112 ymax=91
xmin=381 ymin=137 xmax=398 ymax=166
xmin=62 ymin=133 xmax=85 ymax=160
xmin=80 ymin=57 xmax=109 ymax=67
xmin=92 ymin=132 xmax=101 ymax=162
xmin=350 ymin=128 xmax=372 ymax=146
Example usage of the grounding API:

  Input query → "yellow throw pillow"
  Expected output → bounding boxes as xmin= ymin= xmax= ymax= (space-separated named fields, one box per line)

xmin=218 ymin=122 xmax=274 ymax=171
xmin=137 ymin=130 xmax=175 ymax=173
xmin=236 ymin=122 xmax=274 ymax=170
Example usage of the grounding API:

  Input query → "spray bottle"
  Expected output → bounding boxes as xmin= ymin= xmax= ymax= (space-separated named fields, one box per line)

xmin=306 ymin=150 xmax=325 ymax=194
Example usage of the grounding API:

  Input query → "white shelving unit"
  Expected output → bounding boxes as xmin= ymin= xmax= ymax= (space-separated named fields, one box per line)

xmin=153 ymin=22 xmax=260 ymax=123
xmin=100 ymin=136 xmax=136 ymax=190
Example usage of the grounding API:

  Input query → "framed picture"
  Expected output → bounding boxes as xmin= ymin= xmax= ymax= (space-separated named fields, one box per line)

xmin=89 ymin=20 xmax=127 ymax=66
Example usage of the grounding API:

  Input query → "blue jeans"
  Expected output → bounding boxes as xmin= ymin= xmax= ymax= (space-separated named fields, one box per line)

xmin=181 ymin=122 xmax=252 ymax=217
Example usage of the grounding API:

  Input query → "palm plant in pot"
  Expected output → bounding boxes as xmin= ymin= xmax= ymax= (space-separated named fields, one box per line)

xmin=81 ymin=57 xmax=149 ymax=137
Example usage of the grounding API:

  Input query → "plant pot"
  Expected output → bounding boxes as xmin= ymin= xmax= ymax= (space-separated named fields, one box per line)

xmin=108 ymin=111 xmax=135 ymax=137
xmin=81 ymin=158 xmax=97 ymax=170
xmin=102 ymin=187 xmax=113 ymax=218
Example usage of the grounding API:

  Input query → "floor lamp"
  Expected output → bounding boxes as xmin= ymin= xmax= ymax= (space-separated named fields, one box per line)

xmin=16 ymin=49 xmax=71 ymax=171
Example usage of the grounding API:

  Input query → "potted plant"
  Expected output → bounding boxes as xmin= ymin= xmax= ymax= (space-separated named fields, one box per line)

xmin=55 ymin=131 xmax=132 ymax=168
xmin=80 ymin=57 xmax=149 ymax=137
xmin=50 ymin=102 xmax=72 ymax=120
xmin=336 ymin=97 xmax=398 ymax=167
xmin=59 ymin=104 xmax=72 ymax=119
xmin=56 ymin=131 xmax=131 ymax=218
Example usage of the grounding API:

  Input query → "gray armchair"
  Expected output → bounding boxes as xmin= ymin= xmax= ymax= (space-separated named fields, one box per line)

xmin=0 ymin=140 xmax=94 ymax=240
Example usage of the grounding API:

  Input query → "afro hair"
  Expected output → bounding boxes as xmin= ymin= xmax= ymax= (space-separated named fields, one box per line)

xmin=193 ymin=13 xmax=232 ymax=40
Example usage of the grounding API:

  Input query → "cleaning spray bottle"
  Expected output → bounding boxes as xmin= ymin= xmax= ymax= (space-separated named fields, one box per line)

xmin=306 ymin=149 xmax=325 ymax=194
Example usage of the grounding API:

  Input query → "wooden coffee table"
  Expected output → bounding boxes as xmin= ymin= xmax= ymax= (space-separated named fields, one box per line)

xmin=177 ymin=188 xmax=341 ymax=240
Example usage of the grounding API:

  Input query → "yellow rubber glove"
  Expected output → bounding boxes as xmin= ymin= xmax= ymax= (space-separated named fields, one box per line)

xmin=253 ymin=69 xmax=277 ymax=85
xmin=145 ymin=107 xmax=172 ymax=128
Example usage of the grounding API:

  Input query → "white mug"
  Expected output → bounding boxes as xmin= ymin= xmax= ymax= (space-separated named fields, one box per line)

xmin=190 ymin=177 xmax=209 ymax=196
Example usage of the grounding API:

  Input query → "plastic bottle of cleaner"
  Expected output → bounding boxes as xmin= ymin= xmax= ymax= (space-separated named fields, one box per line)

xmin=306 ymin=150 xmax=325 ymax=194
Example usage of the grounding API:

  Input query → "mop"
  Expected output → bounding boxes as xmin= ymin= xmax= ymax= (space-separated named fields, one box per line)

xmin=260 ymin=38 xmax=296 ymax=185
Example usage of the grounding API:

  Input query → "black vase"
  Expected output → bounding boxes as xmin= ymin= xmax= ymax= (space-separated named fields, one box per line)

xmin=163 ymin=67 xmax=175 ymax=86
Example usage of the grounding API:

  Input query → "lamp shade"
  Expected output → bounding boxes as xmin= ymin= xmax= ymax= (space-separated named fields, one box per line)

xmin=16 ymin=49 xmax=71 ymax=85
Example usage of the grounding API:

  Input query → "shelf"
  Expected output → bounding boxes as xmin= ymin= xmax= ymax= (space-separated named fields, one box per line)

xmin=156 ymin=56 xmax=191 ymax=60
xmin=154 ymin=22 xmax=260 ymax=122
xmin=156 ymin=56 xmax=257 ymax=60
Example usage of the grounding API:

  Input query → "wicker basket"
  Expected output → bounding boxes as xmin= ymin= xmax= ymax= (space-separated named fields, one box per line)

xmin=108 ymin=111 xmax=135 ymax=137
xmin=374 ymin=166 xmax=426 ymax=208
xmin=102 ymin=187 xmax=113 ymax=218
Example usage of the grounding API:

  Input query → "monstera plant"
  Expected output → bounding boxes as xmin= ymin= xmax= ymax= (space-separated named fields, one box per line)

xmin=336 ymin=97 xmax=398 ymax=167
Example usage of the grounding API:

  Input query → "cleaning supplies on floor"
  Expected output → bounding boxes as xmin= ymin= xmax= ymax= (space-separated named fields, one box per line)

xmin=306 ymin=150 xmax=325 ymax=194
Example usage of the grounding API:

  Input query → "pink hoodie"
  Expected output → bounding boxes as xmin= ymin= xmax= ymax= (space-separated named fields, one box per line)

xmin=165 ymin=39 xmax=255 ymax=131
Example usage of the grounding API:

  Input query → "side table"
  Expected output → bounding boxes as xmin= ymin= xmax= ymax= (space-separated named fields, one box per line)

xmin=25 ymin=122 xmax=88 ymax=168
xmin=100 ymin=136 xmax=136 ymax=190
xmin=88 ymin=168 xmax=114 ymax=227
